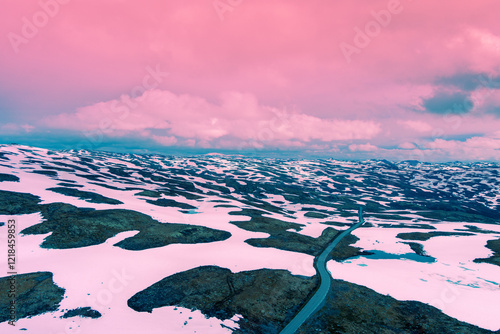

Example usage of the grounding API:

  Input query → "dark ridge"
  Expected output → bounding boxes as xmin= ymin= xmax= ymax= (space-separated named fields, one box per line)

xmin=21 ymin=201 xmax=231 ymax=250
xmin=145 ymin=198 xmax=196 ymax=210
xmin=40 ymin=165 xmax=75 ymax=173
xmin=47 ymin=187 xmax=123 ymax=205
xmin=87 ymin=181 xmax=124 ymax=190
xmin=0 ymin=173 xmax=19 ymax=182
xmin=397 ymin=231 xmax=475 ymax=241
xmin=474 ymin=238 xmax=500 ymax=267
xmin=0 ymin=190 xmax=42 ymax=215
xmin=74 ymin=173 xmax=103 ymax=181
xmin=32 ymin=170 xmax=58 ymax=177
xmin=56 ymin=182 xmax=84 ymax=188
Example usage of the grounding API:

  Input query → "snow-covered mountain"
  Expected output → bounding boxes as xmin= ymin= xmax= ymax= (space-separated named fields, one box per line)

xmin=0 ymin=144 xmax=499 ymax=333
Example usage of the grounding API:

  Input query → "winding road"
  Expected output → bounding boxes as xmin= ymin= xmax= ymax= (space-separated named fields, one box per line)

xmin=279 ymin=207 xmax=365 ymax=334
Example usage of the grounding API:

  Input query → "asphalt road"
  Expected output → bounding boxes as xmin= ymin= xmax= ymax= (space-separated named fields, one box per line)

xmin=279 ymin=207 xmax=365 ymax=334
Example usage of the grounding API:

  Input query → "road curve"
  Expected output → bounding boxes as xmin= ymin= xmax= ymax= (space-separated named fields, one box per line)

xmin=279 ymin=207 xmax=365 ymax=334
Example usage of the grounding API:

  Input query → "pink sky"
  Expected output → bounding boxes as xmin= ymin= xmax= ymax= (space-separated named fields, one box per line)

xmin=1 ymin=0 xmax=500 ymax=160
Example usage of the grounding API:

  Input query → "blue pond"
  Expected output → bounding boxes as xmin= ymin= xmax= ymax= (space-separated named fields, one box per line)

xmin=355 ymin=250 xmax=436 ymax=263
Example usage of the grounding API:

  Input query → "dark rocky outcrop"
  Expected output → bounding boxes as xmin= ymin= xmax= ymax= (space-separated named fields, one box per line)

xmin=127 ymin=265 xmax=496 ymax=334
xmin=0 ymin=190 xmax=231 ymax=250
xmin=474 ymin=238 xmax=500 ymax=267
xmin=47 ymin=187 xmax=123 ymax=205
xmin=0 ymin=272 xmax=65 ymax=323
xmin=0 ymin=173 xmax=19 ymax=182
xmin=297 ymin=279 xmax=495 ymax=334
xmin=61 ymin=307 xmax=102 ymax=319
xmin=22 ymin=202 xmax=231 ymax=250
xmin=397 ymin=231 xmax=474 ymax=242
xmin=128 ymin=266 xmax=318 ymax=334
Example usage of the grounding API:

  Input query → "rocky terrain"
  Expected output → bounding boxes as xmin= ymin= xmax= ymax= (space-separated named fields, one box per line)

xmin=298 ymin=279 xmax=497 ymax=334
xmin=0 ymin=272 xmax=65 ymax=323
xmin=129 ymin=265 xmax=318 ymax=333
xmin=0 ymin=144 xmax=499 ymax=333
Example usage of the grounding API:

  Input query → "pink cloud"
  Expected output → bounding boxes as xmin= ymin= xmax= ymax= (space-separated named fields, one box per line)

xmin=2 ymin=1 xmax=500 ymax=119
xmin=151 ymin=135 xmax=177 ymax=146
xmin=398 ymin=142 xmax=416 ymax=150
xmin=42 ymin=89 xmax=382 ymax=148
xmin=423 ymin=136 xmax=500 ymax=160
xmin=349 ymin=143 xmax=378 ymax=152
xmin=427 ymin=137 xmax=500 ymax=151
xmin=0 ymin=123 xmax=35 ymax=133
xmin=399 ymin=120 xmax=433 ymax=133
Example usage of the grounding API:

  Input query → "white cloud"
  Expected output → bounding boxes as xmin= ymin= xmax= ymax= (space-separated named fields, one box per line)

xmin=42 ymin=89 xmax=382 ymax=148
xmin=349 ymin=143 xmax=378 ymax=152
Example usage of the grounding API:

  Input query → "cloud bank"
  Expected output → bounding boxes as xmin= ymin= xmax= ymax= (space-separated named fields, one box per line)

xmin=43 ymin=90 xmax=382 ymax=149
